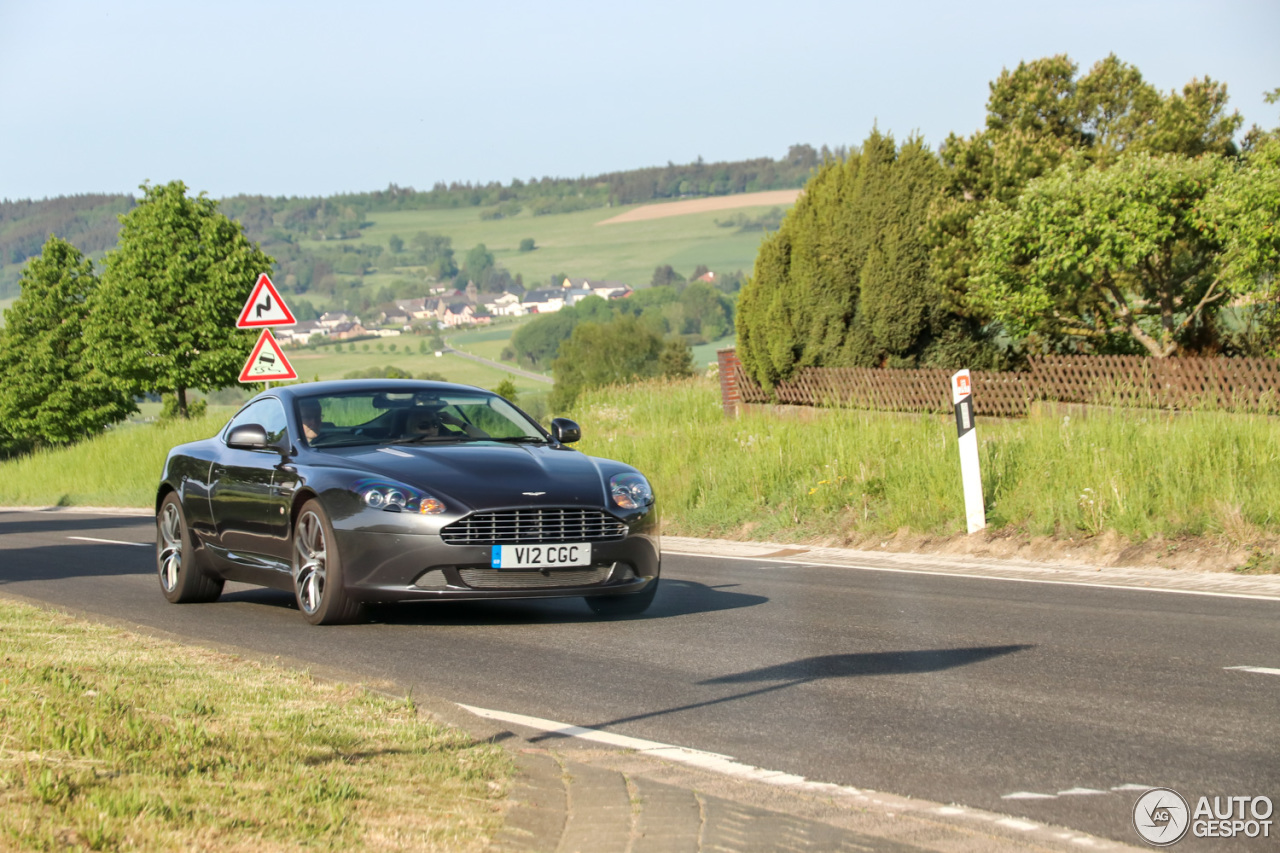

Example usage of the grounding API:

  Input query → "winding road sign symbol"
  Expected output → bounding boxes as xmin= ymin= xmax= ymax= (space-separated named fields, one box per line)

xmin=236 ymin=274 xmax=296 ymax=328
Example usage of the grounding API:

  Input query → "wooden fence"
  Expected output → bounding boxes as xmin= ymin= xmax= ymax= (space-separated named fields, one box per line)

xmin=716 ymin=350 xmax=1280 ymax=417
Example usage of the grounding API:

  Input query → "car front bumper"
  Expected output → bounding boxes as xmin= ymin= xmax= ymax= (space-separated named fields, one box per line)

xmin=333 ymin=527 xmax=660 ymax=603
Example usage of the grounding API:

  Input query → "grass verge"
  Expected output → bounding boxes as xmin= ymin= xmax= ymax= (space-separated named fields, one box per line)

xmin=570 ymin=378 xmax=1280 ymax=568
xmin=0 ymin=411 xmax=241 ymax=508
xmin=0 ymin=597 xmax=509 ymax=851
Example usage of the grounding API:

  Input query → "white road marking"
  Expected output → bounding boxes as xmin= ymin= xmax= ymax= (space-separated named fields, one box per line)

xmin=1224 ymin=665 xmax=1280 ymax=676
xmin=1003 ymin=783 xmax=1153 ymax=800
xmin=67 ymin=536 xmax=150 ymax=548
xmin=664 ymin=549 xmax=1280 ymax=602
xmin=459 ymin=703 xmax=1125 ymax=848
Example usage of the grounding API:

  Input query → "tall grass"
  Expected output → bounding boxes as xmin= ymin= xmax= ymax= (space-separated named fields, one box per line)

xmin=6 ymin=379 xmax=1279 ymax=554
xmin=0 ymin=410 xmax=238 ymax=508
xmin=0 ymin=598 xmax=507 ymax=850
xmin=572 ymin=378 xmax=1280 ymax=546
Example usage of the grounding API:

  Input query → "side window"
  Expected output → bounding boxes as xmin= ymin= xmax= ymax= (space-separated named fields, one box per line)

xmin=223 ymin=399 xmax=289 ymax=447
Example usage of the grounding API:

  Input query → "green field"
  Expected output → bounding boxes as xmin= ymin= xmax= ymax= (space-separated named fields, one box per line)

xmin=443 ymin=314 xmax=732 ymax=375
xmin=310 ymin=200 xmax=783 ymax=288
xmin=286 ymin=340 xmax=547 ymax=394
xmin=444 ymin=317 xmax=542 ymax=363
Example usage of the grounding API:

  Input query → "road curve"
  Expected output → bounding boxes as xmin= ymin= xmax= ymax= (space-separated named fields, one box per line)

xmin=443 ymin=345 xmax=553 ymax=384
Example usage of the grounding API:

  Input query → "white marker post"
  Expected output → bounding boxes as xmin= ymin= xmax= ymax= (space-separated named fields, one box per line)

xmin=951 ymin=369 xmax=986 ymax=534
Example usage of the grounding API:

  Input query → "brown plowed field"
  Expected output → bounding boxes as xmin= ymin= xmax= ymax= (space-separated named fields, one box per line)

xmin=595 ymin=189 xmax=802 ymax=225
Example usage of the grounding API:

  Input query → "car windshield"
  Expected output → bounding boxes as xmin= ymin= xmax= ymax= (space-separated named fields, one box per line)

xmin=296 ymin=389 xmax=545 ymax=447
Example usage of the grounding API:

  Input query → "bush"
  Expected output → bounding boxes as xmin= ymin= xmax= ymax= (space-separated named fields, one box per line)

xmin=159 ymin=395 xmax=208 ymax=421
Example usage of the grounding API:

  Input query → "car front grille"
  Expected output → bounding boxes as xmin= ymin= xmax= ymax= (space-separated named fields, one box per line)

xmin=458 ymin=567 xmax=612 ymax=589
xmin=441 ymin=508 xmax=627 ymax=545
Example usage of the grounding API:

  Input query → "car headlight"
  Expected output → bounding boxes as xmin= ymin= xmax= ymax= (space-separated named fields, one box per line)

xmin=609 ymin=473 xmax=654 ymax=510
xmin=358 ymin=480 xmax=445 ymax=514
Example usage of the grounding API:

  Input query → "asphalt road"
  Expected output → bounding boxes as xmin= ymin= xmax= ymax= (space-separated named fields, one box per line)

xmin=3 ymin=509 xmax=1277 ymax=849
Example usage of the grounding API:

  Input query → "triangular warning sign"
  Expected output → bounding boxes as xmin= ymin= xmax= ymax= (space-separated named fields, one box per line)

xmin=239 ymin=329 xmax=298 ymax=383
xmin=236 ymin=273 xmax=296 ymax=328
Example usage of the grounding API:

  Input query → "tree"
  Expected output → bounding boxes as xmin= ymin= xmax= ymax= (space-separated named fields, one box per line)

xmin=0 ymin=237 xmax=134 ymax=453
xmin=550 ymin=316 xmax=663 ymax=410
xmin=659 ymin=339 xmax=695 ymax=377
xmin=972 ymin=152 xmax=1235 ymax=357
xmin=651 ymin=265 xmax=685 ymax=288
xmin=509 ymin=310 xmax=579 ymax=369
xmin=737 ymin=130 xmax=992 ymax=390
xmin=518 ymin=238 xmax=536 ymax=252
xmin=932 ymin=54 xmax=1242 ymax=310
xmin=411 ymin=231 xmax=457 ymax=279
xmin=388 ymin=234 xmax=404 ymax=253
xmin=1200 ymin=138 xmax=1280 ymax=352
xmin=492 ymin=378 xmax=519 ymax=402
xmin=462 ymin=243 xmax=494 ymax=285
xmin=85 ymin=181 xmax=275 ymax=417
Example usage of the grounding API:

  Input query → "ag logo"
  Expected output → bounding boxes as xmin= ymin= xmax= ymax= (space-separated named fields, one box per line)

xmin=1133 ymin=787 xmax=1190 ymax=846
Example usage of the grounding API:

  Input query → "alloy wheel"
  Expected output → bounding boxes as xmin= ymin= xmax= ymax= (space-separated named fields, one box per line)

xmin=295 ymin=511 xmax=328 ymax=614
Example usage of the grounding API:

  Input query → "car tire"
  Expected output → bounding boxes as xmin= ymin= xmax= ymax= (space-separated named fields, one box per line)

xmin=293 ymin=499 xmax=365 ymax=626
xmin=156 ymin=492 xmax=223 ymax=604
xmin=585 ymin=578 xmax=658 ymax=617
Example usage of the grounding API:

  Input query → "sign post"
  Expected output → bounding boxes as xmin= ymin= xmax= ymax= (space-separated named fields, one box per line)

xmin=237 ymin=274 xmax=297 ymax=386
xmin=951 ymin=369 xmax=986 ymax=534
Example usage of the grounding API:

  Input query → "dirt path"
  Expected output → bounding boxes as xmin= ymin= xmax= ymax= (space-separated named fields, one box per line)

xmin=596 ymin=189 xmax=801 ymax=225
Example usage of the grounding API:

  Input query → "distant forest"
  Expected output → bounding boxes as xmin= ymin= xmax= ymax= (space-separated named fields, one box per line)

xmin=0 ymin=145 xmax=836 ymax=299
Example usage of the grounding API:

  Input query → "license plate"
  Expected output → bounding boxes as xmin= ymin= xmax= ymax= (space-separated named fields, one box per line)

xmin=491 ymin=543 xmax=591 ymax=569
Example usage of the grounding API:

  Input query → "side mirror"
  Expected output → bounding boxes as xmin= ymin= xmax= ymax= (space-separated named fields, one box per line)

xmin=550 ymin=417 xmax=581 ymax=444
xmin=227 ymin=424 xmax=270 ymax=450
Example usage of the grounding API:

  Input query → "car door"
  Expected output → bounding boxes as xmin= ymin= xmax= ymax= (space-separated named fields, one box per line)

xmin=210 ymin=398 xmax=292 ymax=566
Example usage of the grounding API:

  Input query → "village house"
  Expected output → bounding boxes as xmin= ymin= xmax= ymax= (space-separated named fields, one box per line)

xmin=329 ymin=321 xmax=370 ymax=340
xmin=563 ymin=277 xmax=632 ymax=300
xmin=318 ymin=310 xmax=360 ymax=328
xmin=439 ymin=302 xmax=491 ymax=327
xmin=275 ymin=320 xmax=327 ymax=347
xmin=484 ymin=292 xmax=527 ymax=317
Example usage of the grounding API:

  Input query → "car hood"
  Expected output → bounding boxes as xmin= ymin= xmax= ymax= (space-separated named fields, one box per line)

xmin=317 ymin=442 xmax=610 ymax=510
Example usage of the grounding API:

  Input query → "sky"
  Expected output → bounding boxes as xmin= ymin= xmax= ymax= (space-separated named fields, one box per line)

xmin=1 ymin=0 xmax=1277 ymax=201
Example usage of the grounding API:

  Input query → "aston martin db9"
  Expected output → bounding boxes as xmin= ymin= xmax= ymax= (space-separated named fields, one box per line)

xmin=155 ymin=380 xmax=660 ymax=624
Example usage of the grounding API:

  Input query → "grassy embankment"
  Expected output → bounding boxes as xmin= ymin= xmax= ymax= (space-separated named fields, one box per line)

xmin=2 ymin=377 xmax=1277 ymax=570
xmin=0 ymin=597 xmax=508 ymax=851
xmin=569 ymin=379 xmax=1280 ymax=570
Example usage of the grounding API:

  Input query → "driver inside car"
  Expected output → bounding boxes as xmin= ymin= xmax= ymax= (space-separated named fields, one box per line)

xmin=299 ymin=399 xmax=325 ymax=442
xmin=407 ymin=409 xmax=487 ymax=439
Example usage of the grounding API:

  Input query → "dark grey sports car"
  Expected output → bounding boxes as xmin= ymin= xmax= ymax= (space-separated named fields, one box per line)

xmin=155 ymin=380 xmax=660 ymax=624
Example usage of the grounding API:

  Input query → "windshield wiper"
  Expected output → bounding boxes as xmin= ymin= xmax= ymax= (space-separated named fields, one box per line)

xmin=309 ymin=438 xmax=383 ymax=448
xmin=486 ymin=436 xmax=549 ymax=444
xmin=388 ymin=435 xmax=465 ymax=445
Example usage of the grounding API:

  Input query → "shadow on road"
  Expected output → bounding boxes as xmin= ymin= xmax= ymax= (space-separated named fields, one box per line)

xmin=546 ymin=644 xmax=1034 ymax=737
xmin=699 ymin=646 xmax=1033 ymax=684
xmin=0 ymin=543 xmax=152 ymax=583
xmin=0 ymin=512 xmax=151 ymax=538
xmin=351 ymin=577 xmax=765 ymax=627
